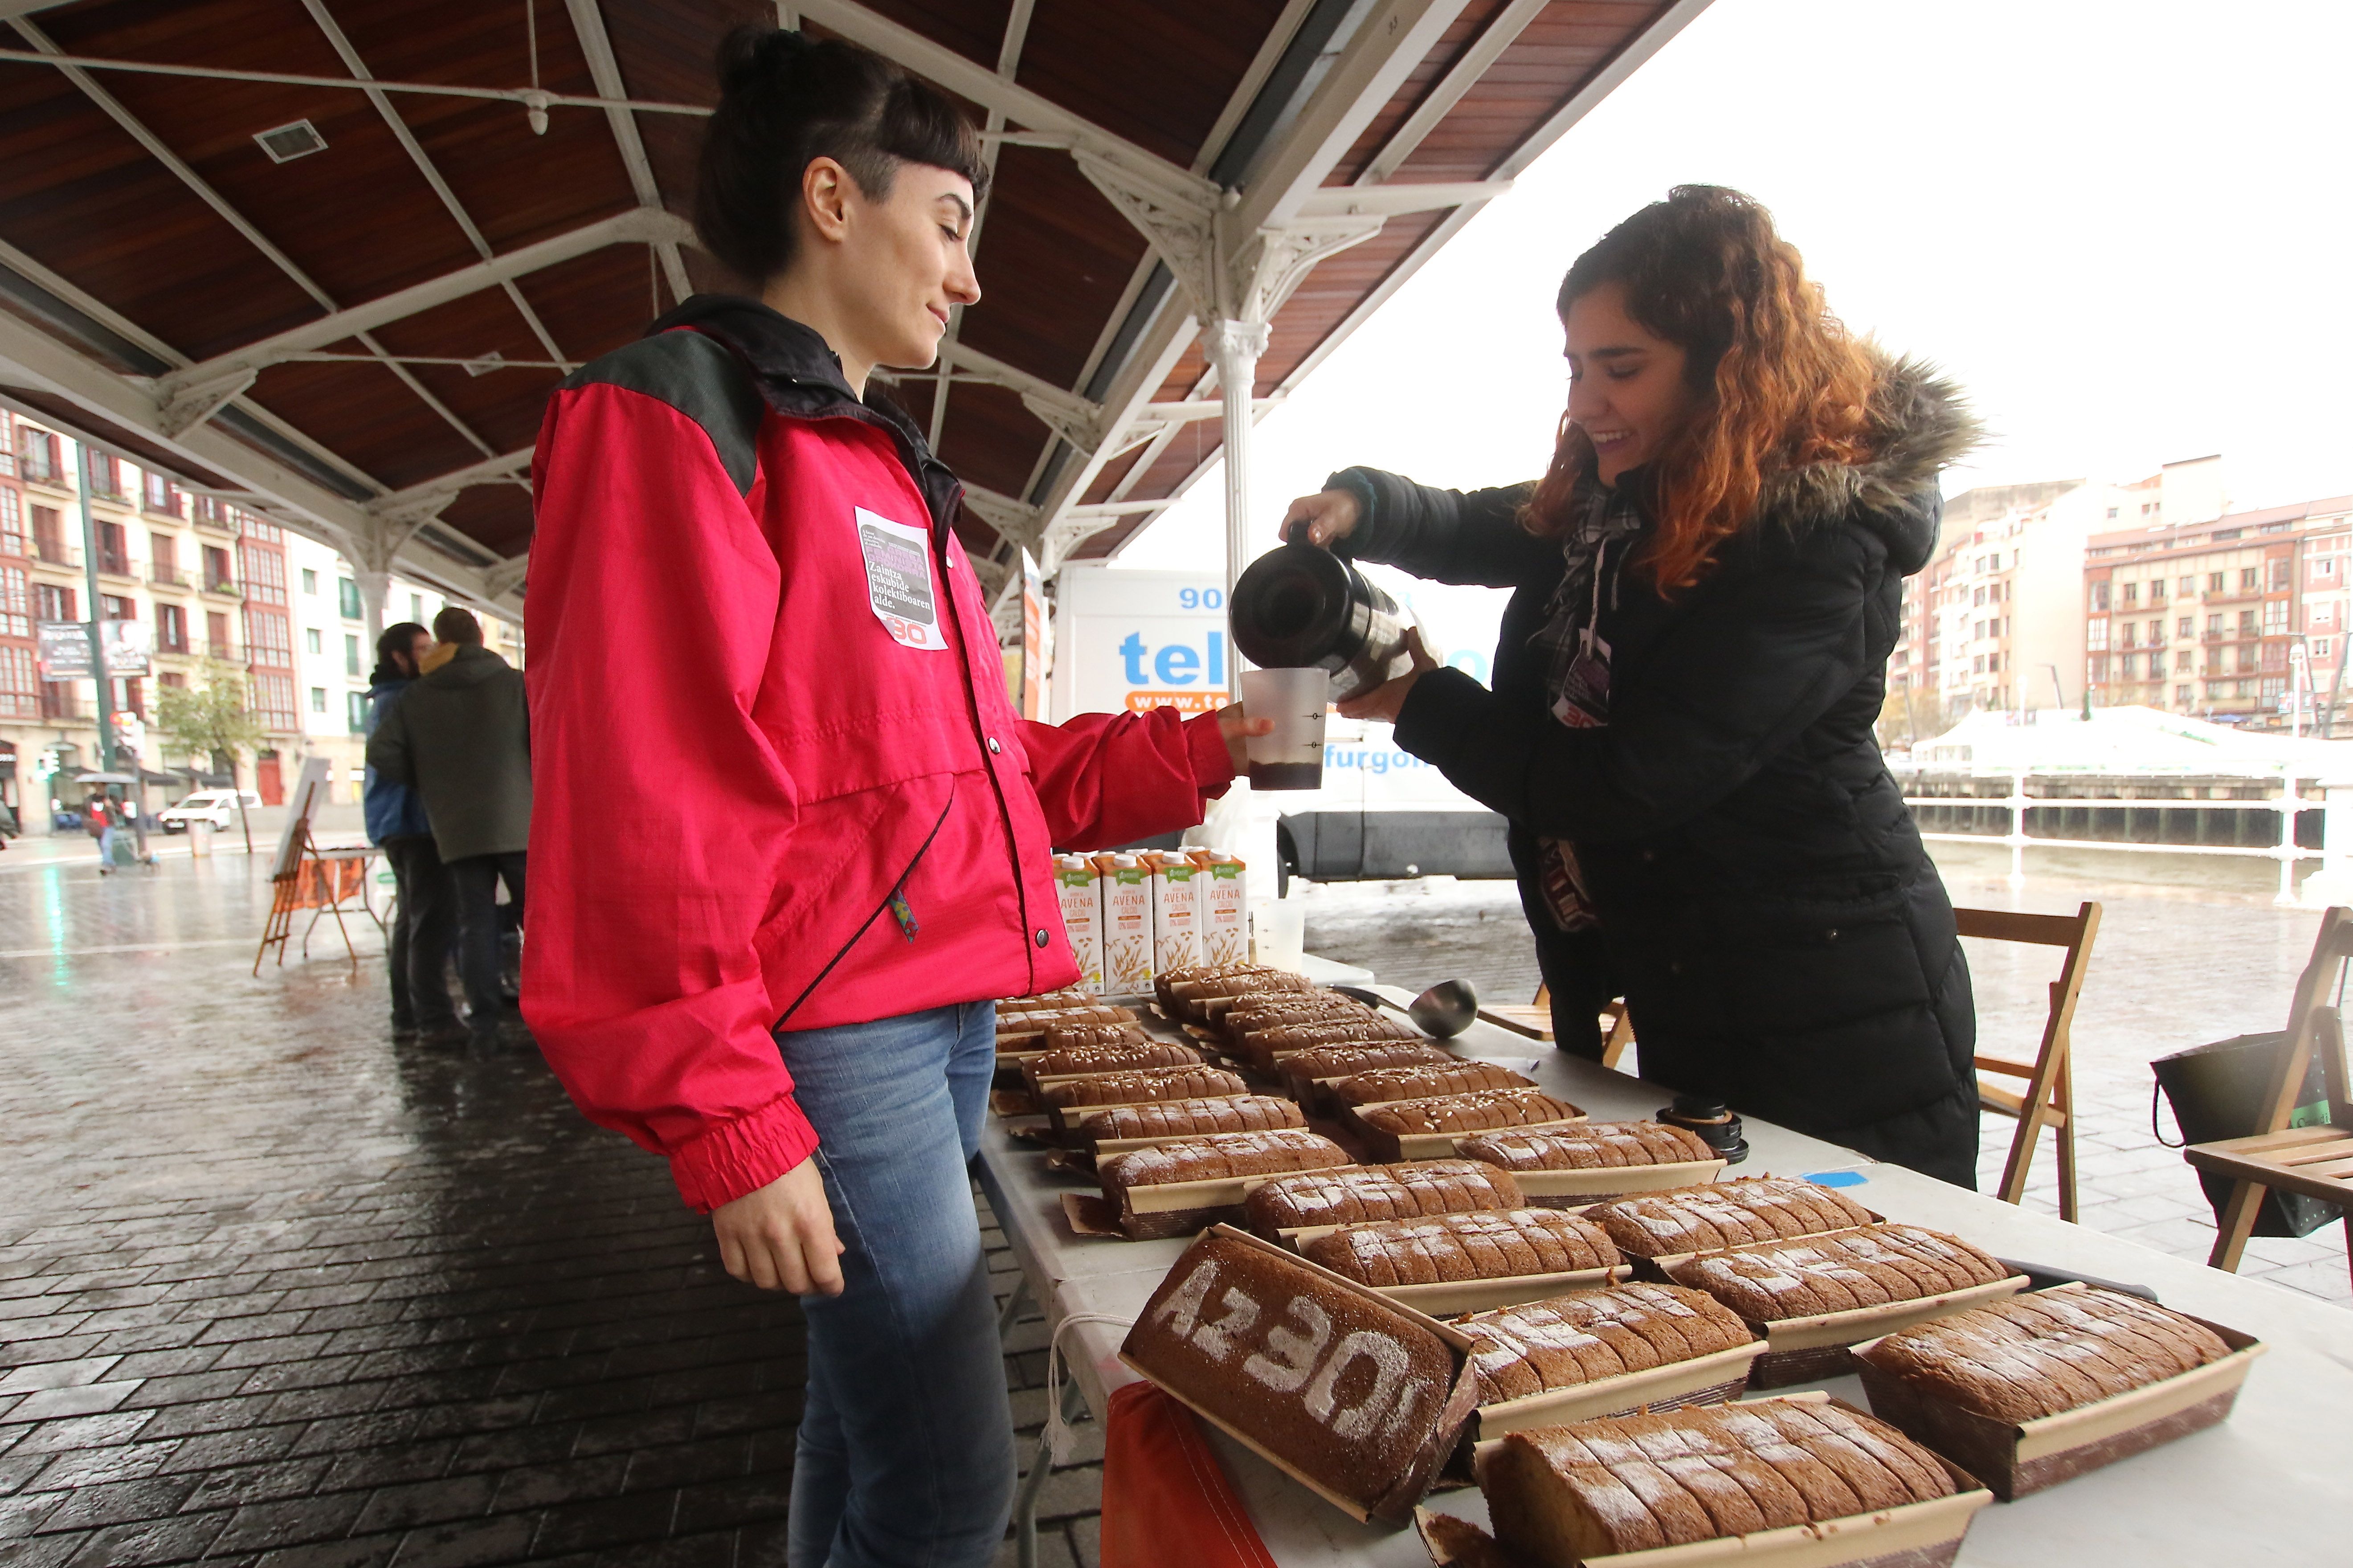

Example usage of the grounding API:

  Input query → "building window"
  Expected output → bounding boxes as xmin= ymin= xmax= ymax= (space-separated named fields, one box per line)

xmin=302 ymin=568 xmax=317 ymax=594
xmin=16 ymin=428 xmax=58 ymax=483
xmin=2179 ymin=617 xmax=2194 ymax=637
xmin=2264 ymin=600 xmax=2288 ymax=633
xmin=338 ymin=577 xmax=360 ymax=619
xmin=100 ymin=593 xmax=133 ymax=622
xmin=310 ymin=686 xmax=327 ymax=714
xmin=203 ymin=546 xmax=234 ymax=592
xmin=2271 ymin=559 xmax=2291 ymax=592
xmin=2176 ymin=685 xmax=2191 ymax=703
xmin=2209 ymin=572 xmax=2225 ymax=592
xmin=206 ymin=610 xmax=232 ymax=660
xmin=2121 ymin=582 xmax=2138 ymax=605
xmin=2239 ymin=609 xmax=2259 ymax=637
xmin=2316 ymin=638 xmax=2336 ymax=661
xmin=0 ymin=645 xmax=33 ymax=718
xmin=2090 ymin=583 xmax=2110 ymax=611
xmin=305 ymin=627 xmax=322 ymax=654
xmin=0 ymin=564 xmax=25 ymax=637
xmin=0 ymin=487 xmax=18 ymax=554
xmin=346 ymin=690 xmax=370 ymax=734
xmin=344 ymin=633 xmax=359 ymax=676
xmin=244 ymin=608 xmax=290 ymax=665
xmin=409 ymin=592 xmax=423 ymax=621
xmin=2240 ymin=567 xmax=2259 ymax=591
xmin=2108 ymin=507 xmax=2120 ymax=519
xmin=253 ymin=671 xmax=297 ymax=730
xmin=35 ymin=583 xmax=74 ymax=623
xmin=2177 ymin=649 xmax=2193 ymax=672
xmin=2149 ymin=580 xmax=2165 ymax=604
xmin=2087 ymin=618 xmax=2108 ymax=651
xmin=155 ymin=601 xmax=186 ymax=653
xmin=2120 ymin=623 xmax=2137 ymax=649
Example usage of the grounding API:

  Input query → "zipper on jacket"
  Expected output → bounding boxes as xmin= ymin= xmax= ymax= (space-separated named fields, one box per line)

xmin=773 ymin=782 xmax=956 ymax=1029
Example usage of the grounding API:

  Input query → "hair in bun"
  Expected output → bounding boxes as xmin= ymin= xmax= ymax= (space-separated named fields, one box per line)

xmin=695 ymin=26 xmax=989 ymax=283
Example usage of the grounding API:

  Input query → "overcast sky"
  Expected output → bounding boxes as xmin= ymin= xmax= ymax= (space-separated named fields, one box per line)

xmin=1118 ymin=0 xmax=2353 ymax=595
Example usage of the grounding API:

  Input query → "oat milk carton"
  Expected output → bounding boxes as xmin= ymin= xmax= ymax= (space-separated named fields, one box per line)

xmin=1143 ymin=853 xmax=1202 ymax=973
xmin=1189 ymin=850 xmax=1248 ymax=966
xmin=1054 ymin=854 xmax=1105 ymax=992
xmin=1095 ymin=854 xmax=1155 ymax=994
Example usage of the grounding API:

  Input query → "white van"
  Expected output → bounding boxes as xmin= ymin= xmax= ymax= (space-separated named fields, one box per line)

xmin=158 ymin=790 xmax=261 ymax=832
xmin=1048 ymin=564 xmax=1512 ymax=891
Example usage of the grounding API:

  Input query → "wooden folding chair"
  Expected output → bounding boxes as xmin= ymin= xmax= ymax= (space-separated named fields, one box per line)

xmin=1955 ymin=901 xmax=2101 ymax=1221
xmin=1481 ymin=984 xmax=1636 ymax=1070
xmin=2186 ymin=905 xmax=2353 ymax=1290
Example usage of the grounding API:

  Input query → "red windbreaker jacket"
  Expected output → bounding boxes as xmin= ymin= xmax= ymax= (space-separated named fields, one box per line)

xmin=524 ymin=298 xmax=1235 ymax=1211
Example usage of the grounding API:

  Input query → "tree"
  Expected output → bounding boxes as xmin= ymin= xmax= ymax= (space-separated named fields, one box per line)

xmin=154 ymin=661 xmax=267 ymax=854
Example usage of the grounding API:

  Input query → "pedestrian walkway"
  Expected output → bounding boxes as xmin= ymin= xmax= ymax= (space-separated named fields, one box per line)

xmin=0 ymin=855 xmax=1095 ymax=1567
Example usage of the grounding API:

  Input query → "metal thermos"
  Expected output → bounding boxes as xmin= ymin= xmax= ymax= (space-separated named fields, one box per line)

xmin=1227 ymin=540 xmax=1413 ymax=702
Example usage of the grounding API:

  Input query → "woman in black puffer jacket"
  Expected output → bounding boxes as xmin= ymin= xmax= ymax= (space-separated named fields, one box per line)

xmin=1284 ymin=186 xmax=1984 ymax=1184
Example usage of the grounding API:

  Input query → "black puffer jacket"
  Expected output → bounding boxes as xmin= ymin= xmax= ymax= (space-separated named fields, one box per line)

xmin=1331 ymin=356 xmax=1982 ymax=1185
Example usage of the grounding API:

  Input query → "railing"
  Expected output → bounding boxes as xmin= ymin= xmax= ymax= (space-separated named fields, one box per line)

xmin=157 ymin=635 xmax=189 ymax=655
xmin=191 ymin=506 xmax=234 ymax=533
xmin=1904 ymin=769 xmax=2319 ymax=905
xmin=32 ymin=539 xmax=78 ymax=568
xmin=97 ymin=552 xmax=134 ymax=579
xmin=149 ymin=564 xmax=187 ymax=588
xmin=201 ymin=575 xmax=241 ymax=598
xmin=38 ymin=690 xmax=84 ymax=719
xmin=205 ymin=638 xmax=237 ymax=661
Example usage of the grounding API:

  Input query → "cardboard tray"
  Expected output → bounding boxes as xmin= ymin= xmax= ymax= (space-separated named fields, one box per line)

xmin=1058 ymin=1156 xmax=1344 ymax=1241
xmin=1377 ymin=1266 xmax=1634 ymax=1317
xmin=1117 ymin=1223 xmax=1484 ymax=1524
xmin=1501 ymin=1161 xmax=1727 ymax=1208
xmin=1467 ymin=1338 xmax=1769 ymax=1440
xmin=1622 ymin=1214 xmax=1889 ymax=1279
xmin=1043 ymin=1086 xmax=1254 ymax=1139
xmin=1664 ymin=1261 xmax=2029 ymax=1390
xmin=1353 ymin=1113 xmax=1592 ymax=1164
xmin=1851 ymin=1283 xmax=2268 ymax=1500
xmin=1422 ymin=1393 xmax=1994 ymax=1568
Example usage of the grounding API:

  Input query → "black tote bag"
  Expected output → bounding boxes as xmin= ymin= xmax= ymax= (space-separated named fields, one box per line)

xmin=2151 ymin=1031 xmax=2338 ymax=1238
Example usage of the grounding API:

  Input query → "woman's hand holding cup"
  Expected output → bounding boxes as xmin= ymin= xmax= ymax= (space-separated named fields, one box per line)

xmin=1279 ymin=488 xmax=1360 ymax=548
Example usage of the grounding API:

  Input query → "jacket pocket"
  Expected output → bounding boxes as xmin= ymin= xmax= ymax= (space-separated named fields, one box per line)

xmin=768 ymin=774 xmax=957 ymax=1026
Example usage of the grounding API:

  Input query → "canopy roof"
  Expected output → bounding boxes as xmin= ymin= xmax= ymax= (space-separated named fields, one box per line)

xmin=0 ymin=0 xmax=1705 ymax=613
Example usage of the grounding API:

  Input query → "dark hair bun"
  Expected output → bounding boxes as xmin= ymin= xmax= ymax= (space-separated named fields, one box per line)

xmin=696 ymin=26 xmax=988 ymax=285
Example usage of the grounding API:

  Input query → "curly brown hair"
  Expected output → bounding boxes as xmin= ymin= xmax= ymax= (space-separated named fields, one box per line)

xmin=1523 ymin=186 xmax=1878 ymax=592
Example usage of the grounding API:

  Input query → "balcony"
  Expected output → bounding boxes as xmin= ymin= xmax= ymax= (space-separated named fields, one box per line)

xmin=190 ymin=506 xmax=236 ymax=534
xmin=38 ymin=689 xmax=85 ymax=720
xmin=32 ymin=539 xmax=80 ymax=570
xmin=148 ymin=563 xmax=189 ymax=589
xmin=156 ymin=634 xmax=190 ymax=656
xmin=205 ymin=638 xmax=237 ymax=661
xmin=96 ymin=551 xmax=135 ymax=581
xmin=200 ymin=575 xmax=241 ymax=600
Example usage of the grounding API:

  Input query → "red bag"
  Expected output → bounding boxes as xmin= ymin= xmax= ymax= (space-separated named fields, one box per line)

xmin=1099 ymin=1380 xmax=1276 ymax=1568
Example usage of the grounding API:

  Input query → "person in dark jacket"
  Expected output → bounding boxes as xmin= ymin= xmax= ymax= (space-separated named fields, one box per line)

xmin=1284 ymin=186 xmax=1985 ymax=1185
xmin=364 ymin=621 xmax=463 ymax=1045
xmin=366 ymin=606 xmax=529 ymax=1053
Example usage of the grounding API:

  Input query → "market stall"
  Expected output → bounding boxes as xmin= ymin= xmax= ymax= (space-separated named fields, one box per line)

xmin=977 ymin=978 xmax=2353 ymax=1568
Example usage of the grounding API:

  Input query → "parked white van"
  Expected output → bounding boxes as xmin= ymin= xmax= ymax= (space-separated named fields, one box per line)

xmin=157 ymin=791 xmax=261 ymax=832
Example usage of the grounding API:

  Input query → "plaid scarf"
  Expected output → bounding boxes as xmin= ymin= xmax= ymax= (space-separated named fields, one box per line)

xmin=1527 ymin=475 xmax=1643 ymax=934
xmin=1526 ymin=476 xmax=1645 ymax=721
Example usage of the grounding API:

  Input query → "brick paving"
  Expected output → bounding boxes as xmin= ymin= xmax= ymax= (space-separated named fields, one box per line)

xmin=0 ymin=852 xmax=1096 ymax=1568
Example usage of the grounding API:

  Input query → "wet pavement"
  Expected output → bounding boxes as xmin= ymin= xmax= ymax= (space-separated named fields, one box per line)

xmin=4 ymin=837 xmax=2342 ymax=1568
xmin=0 ymin=851 xmax=1094 ymax=1568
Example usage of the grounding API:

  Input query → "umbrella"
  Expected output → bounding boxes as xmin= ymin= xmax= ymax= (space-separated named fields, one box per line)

xmin=68 ymin=770 xmax=139 ymax=785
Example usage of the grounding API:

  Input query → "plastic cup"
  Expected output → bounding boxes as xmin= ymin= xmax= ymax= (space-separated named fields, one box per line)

xmin=1239 ymin=666 xmax=1329 ymax=791
xmin=1255 ymin=900 xmax=1306 ymax=972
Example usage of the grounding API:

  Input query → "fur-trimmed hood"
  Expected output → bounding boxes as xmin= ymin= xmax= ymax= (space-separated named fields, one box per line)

xmin=1757 ymin=350 xmax=1984 ymax=574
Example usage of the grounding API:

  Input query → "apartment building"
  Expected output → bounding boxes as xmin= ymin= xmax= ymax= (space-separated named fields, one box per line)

xmin=2084 ymin=487 xmax=2353 ymax=726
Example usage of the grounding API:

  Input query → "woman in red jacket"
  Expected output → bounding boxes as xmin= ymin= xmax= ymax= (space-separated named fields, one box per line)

xmin=525 ymin=30 xmax=1261 ymax=1568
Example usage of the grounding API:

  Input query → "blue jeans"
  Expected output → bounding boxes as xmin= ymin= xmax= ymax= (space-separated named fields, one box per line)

xmin=778 ymin=1000 xmax=1014 ymax=1568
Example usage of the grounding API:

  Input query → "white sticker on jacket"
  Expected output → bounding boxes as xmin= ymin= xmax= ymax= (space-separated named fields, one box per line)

xmin=854 ymin=506 xmax=947 ymax=651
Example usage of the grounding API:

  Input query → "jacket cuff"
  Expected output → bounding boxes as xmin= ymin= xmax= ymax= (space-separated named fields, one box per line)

xmin=1324 ymin=468 xmax=1383 ymax=561
xmin=667 ymin=1094 xmax=822 ymax=1213
xmin=1183 ymin=709 xmax=1238 ymax=795
xmin=1392 ymin=665 xmax=1487 ymax=769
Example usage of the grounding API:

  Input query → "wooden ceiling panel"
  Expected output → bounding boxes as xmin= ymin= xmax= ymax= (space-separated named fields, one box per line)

xmin=365 ymin=292 xmax=564 ymax=456
xmin=514 ymin=245 xmax=669 ymax=368
xmin=956 ymin=144 xmax=1145 ymax=388
xmin=439 ymin=480 xmax=532 ymax=558
xmin=322 ymin=1 xmax=641 ymax=254
xmin=849 ymin=0 xmax=1013 ymax=71
xmin=0 ymin=57 xmax=324 ymax=359
xmin=1393 ymin=8 xmax=1644 ymax=182
xmin=1328 ymin=0 xmax=1508 ymax=185
xmin=245 ymin=349 xmax=479 ymax=490
xmin=933 ymin=380 xmax=1041 ymax=500
xmin=599 ymin=0 xmax=744 ymax=217
xmin=37 ymin=0 xmax=488 ymax=311
xmin=1016 ymin=0 xmax=1287 ymax=168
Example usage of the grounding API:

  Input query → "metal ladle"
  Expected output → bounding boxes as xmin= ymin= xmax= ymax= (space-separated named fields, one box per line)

xmin=1407 ymin=978 xmax=1479 ymax=1039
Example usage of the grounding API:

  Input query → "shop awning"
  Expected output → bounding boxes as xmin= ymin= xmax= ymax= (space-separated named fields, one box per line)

xmin=0 ymin=0 xmax=1709 ymax=616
